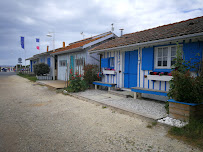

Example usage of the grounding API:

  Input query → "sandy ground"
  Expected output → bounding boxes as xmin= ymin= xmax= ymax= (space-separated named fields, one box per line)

xmin=0 ymin=73 xmax=200 ymax=152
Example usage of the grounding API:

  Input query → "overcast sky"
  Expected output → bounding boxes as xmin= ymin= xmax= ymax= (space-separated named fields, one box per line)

xmin=0 ymin=0 xmax=203 ymax=66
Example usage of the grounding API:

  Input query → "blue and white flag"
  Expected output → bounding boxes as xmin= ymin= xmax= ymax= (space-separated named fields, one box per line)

xmin=21 ymin=36 xmax=24 ymax=49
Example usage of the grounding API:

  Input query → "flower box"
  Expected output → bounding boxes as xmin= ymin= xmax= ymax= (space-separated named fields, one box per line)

xmin=168 ymin=99 xmax=203 ymax=121
xmin=147 ymin=75 xmax=172 ymax=81
xmin=103 ymin=70 xmax=116 ymax=75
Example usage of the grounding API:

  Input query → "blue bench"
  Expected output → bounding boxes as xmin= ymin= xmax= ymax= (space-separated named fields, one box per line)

xmin=131 ymin=87 xmax=168 ymax=99
xmin=93 ymin=81 xmax=116 ymax=91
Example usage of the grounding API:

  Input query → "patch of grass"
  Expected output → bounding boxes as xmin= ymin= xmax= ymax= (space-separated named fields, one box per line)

xmin=152 ymin=121 xmax=157 ymax=126
xmin=146 ymin=124 xmax=152 ymax=128
xmin=147 ymin=121 xmax=157 ymax=129
xmin=169 ymin=119 xmax=203 ymax=150
xmin=17 ymin=73 xmax=37 ymax=82
xmin=102 ymin=106 xmax=107 ymax=109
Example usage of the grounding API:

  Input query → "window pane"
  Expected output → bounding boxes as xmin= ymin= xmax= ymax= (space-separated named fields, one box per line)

xmin=163 ymin=57 xmax=167 ymax=66
xmin=163 ymin=57 xmax=167 ymax=61
xmin=163 ymin=61 xmax=167 ymax=66
xmin=171 ymin=57 xmax=176 ymax=66
xmin=158 ymin=48 xmax=162 ymax=57
xmin=158 ymin=58 xmax=162 ymax=66
xmin=158 ymin=61 xmax=162 ymax=66
xmin=171 ymin=46 xmax=176 ymax=56
xmin=163 ymin=47 xmax=168 ymax=56
xmin=110 ymin=58 xmax=114 ymax=68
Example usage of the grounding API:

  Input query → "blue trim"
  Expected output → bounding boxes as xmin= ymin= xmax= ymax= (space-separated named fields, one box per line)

xmin=168 ymin=99 xmax=202 ymax=106
xmin=131 ymin=88 xmax=168 ymax=96
xmin=107 ymin=52 xmax=109 ymax=83
xmin=116 ymin=52 xmax=117 ymax=87
xmin=47 ymin=58 xmax=51 ymax=67
xmin=165 ymin=81 xmax=167 ymax=91
xmin=153 ymin=69 xmax=171 ymax=72
xmin=159 ymin=81 xmax=161 ymax=90
xmin=139 ymin=50 xmax=140 ymax=87
xmin=155 ymin=43 xmax=183 ymax=48
xmin=139 ymin=64 xmax=140 ymax=87
xmin=118 ymin=50 xmax=120 ymax=87
xmin=143 ymin=70 xmax=145 ymax=88
xmin=30 ymin=60 xmax=33 ymax=72
xmin=153 ymin=81 xmax=154 ymax=89
xmin=148 ymin=71 xmax=149 ymax=89
xmin=93 ymin=82 xmax=115 ymax=87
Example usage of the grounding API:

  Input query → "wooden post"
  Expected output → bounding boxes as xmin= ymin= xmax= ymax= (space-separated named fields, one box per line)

xmin=134 ymin=92 xmax=141 ymax=99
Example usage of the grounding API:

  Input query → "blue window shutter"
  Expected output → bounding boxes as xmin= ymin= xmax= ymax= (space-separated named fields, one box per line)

xmin=183 ymin=42 xmax=203 ymax=71
xmin=101 ymin=58 xmax=109 ymax=68
xmin=142 ymin=47 xmax=154 ymax=70
xmin=47 ymin=58 xmax=51 ymax=67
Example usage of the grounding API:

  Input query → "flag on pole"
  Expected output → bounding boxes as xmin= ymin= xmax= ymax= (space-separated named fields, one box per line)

xmin=21 ymin=36 xmax=24 ymax=49
xmin=36 ymin=38 xmax=40 ymax=50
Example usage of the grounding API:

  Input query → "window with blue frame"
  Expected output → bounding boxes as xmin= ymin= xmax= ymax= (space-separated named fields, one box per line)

xmin=101 ymin=57 xmax=114 ymax=69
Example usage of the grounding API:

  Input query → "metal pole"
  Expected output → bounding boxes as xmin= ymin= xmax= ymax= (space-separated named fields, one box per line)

xmin=53 ymin=31 xmax=55 ymax=52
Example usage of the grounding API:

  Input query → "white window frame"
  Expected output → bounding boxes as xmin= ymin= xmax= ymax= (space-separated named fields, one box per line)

xmin=59 ymin=60 xmax=67 ymax=67
xmin=109 ymin=57 xmax=115 ymax=69
xmin=154 ymin=45 xmax=182 ymax=69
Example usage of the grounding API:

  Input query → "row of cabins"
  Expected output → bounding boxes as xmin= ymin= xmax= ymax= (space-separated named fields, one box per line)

xmin=27 ymin=31 xmax=116 ymax=80
xmin=27 ymin=16 xmax=203 ymax=100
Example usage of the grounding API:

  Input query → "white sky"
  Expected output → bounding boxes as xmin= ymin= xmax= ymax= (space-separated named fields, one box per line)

xmin=0 ymin=0 xmax=203 ymax=65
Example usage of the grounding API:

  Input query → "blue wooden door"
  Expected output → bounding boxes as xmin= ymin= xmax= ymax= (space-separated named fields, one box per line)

xmin=124 ymin=50 xmax=138 ymax=88
xmin=70 ymin=56 xmax=74 ymax=74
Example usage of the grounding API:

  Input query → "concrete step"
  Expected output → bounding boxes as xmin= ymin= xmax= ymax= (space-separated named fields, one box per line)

xmin=108 ymin=90 xmax=134 ymax=98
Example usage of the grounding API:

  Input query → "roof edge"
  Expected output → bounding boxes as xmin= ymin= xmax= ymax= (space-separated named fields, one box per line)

xmin=52 ymin=47 xmax=83 ymax=55
xmin=90 ymin=32 xmax=203 ymax=53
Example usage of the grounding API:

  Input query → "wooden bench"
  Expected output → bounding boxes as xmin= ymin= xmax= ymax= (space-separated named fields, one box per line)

xmin=93 ymin=81 xmax=116 ymax=91
xmin=131 ymin=87 xmax=168 ymax=99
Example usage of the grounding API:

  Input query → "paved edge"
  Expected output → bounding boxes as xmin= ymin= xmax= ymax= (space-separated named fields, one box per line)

xmin=65 ymin=92 xmax=171 ymax=129
xmin=34 ymin=81 xmax=171 ymax=128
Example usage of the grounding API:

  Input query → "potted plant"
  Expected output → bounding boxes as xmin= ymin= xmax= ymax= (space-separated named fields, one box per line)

xmin=167 ymin=44 xmax=203 ymax=121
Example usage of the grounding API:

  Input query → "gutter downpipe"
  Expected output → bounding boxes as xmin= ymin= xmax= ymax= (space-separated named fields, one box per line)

xmin=90 ymin=32 xmax=203 ymax=54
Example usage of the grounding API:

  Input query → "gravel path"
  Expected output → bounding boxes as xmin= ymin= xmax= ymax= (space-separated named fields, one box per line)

xmin=0 ymin=74 xmax=200 ymax=152
xmin=73 ymin=90 xmax=167 ymax=119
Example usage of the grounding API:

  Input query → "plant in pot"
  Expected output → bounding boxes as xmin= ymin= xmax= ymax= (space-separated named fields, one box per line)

xmin=167 ymin=44 xmax=203 ymax=121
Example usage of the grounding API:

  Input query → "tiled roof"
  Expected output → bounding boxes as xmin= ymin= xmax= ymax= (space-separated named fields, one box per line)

xmin=52 ymin=31 xmax=113 ymax=54
xmin=90 ymin=16 xmax=203 ymax=52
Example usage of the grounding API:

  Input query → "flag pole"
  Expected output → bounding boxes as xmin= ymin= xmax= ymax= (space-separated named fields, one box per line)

xmin=25 ymin=47 xmax=26 ymax=72
xmin=24 ymin=37 xmax=26 ymax=72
